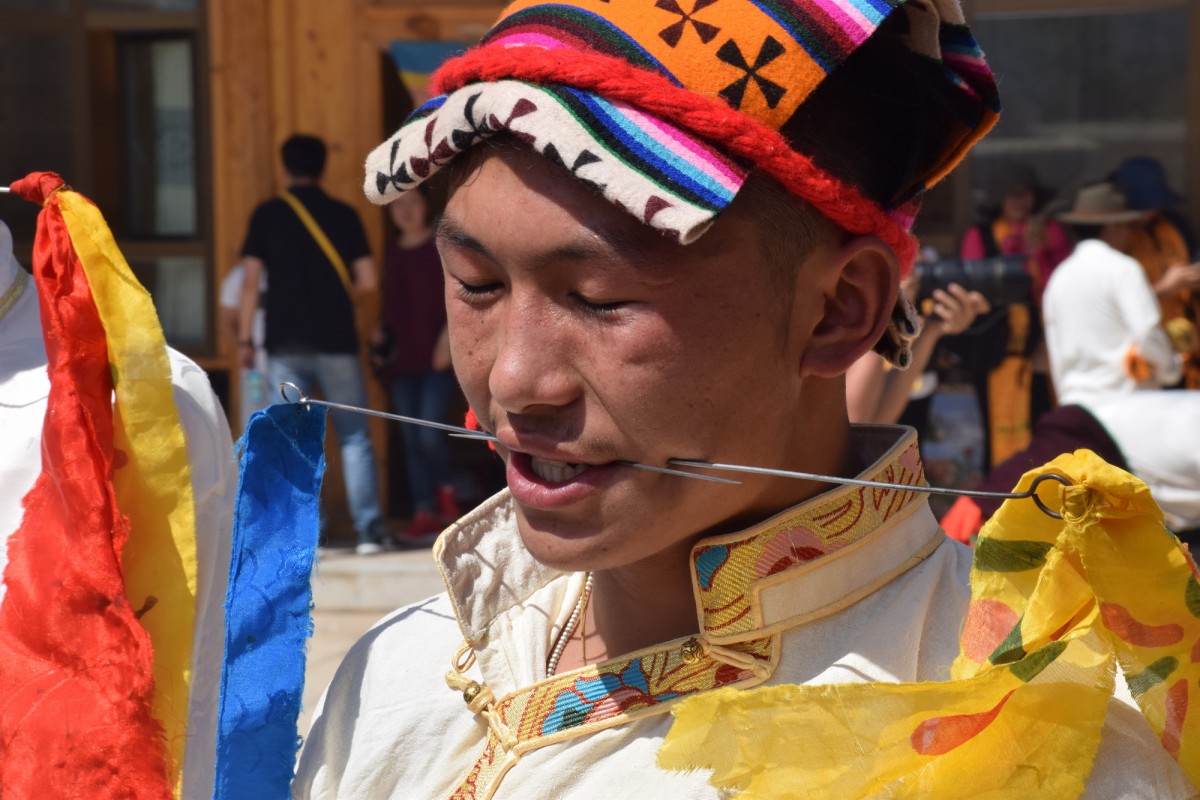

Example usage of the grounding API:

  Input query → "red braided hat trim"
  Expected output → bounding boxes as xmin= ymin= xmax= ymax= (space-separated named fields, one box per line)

xmin=433 ymin=44 xmax=918 ymax=271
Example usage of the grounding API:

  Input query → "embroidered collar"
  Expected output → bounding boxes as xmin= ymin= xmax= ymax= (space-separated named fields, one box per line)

xmin=689 ymin=425 xmax=931 ymax=644
xmin=437 ymin=424 xmax=932 ymax=648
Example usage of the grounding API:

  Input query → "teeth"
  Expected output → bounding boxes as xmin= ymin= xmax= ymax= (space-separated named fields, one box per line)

xmin=530 ymin=456 xmax=588 ymax=484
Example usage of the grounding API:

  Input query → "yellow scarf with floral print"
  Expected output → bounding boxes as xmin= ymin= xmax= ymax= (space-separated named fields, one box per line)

xmin=659 ymin=450 xmax=1199 ymax=798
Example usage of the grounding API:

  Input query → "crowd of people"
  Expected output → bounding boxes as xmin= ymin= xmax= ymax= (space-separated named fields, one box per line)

xmin=849 ymin=155 xmax=1200 ymax=540
xmin=217 ymin=115 xmax=1200 ymax=553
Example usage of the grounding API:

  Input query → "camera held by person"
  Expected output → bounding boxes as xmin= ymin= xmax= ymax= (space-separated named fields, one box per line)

xmin=913 ymin=254 xmax=1032 ymax=307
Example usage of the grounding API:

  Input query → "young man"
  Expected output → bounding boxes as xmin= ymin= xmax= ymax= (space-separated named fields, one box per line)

xmin=237 ymin=134 xmax=386 ymax=554
xmin=294 ymin=2 xmax=1194 ymax=797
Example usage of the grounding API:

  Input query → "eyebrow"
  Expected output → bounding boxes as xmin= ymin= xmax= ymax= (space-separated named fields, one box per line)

xmin=436 ymin=213 xmax=664 ymax=271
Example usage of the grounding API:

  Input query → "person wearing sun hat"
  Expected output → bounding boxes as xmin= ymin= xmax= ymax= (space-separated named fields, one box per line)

xmin=956 ymin=161 xmax=1073 ymax=469
xmin=293 ymin=3 xmax=1195 ymax=798
xmin=1038 ymin=181 xmax=1199 ymax=534
xmin=1045 ymin=181 xmax=1180 ymax=404
xmin=1110 ymin=156 xmax=1200 ymax=389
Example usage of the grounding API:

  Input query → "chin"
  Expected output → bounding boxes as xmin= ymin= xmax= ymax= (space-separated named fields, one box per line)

xmin=513 ymin=510 xmax=614 ymax=573
xmin=513 ymin=502 xmax=699 ymax=575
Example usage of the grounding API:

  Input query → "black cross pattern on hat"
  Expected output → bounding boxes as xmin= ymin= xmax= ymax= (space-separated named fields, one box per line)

xmin=656 ymin=0 xmax=721 ymax=48
xmin=716 ymin=35 xmax=786 ymax=110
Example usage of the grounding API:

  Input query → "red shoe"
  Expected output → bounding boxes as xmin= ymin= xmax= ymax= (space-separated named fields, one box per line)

xmin=391 ymin=510 xmax=441 ymax=548
xmin=437 ymin=485 xmax=462 ymax=525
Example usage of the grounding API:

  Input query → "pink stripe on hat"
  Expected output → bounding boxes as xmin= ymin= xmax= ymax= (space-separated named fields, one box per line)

xmin=620 ymin=104 xmax=744 ymax=194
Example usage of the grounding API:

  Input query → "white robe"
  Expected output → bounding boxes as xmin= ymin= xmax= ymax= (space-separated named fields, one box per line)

xmin=294 ymin=427 xmax=1196 ymax=799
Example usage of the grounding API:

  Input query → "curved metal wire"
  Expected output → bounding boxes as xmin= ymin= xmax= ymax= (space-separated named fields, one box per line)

xmin=279 ymin=383 xmax=1073 ymax=518
xmin=667 ymin=460 xmax=1071 ymax=520
xmin=278 ymin=383 xmax=739 ymax=485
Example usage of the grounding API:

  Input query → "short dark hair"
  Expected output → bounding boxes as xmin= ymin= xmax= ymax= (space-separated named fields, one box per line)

xmin=733 ymin=175 xmax=829 ymax=294
xmin=281 ymin=134 xmax=327 ymax=180
xmin=1069 ymin=224 xmax=1104 ymax=242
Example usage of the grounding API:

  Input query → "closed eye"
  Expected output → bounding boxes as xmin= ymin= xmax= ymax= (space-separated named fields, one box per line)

xmin=454 ymin=278 xmax=502 ymax=304
xmin=570 ymin=292 xmax=629 ymax=318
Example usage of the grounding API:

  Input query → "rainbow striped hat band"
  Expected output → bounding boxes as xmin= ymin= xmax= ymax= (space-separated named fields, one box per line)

xmin=365 ymin=0 xmax=998 ymax=273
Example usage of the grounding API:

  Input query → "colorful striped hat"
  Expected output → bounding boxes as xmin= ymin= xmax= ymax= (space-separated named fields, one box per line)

xmin=363 ymin=0 xmax=999 ymax=358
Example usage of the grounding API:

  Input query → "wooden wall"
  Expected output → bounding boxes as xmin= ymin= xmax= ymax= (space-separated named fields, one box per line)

xmin=206 ymin=0 xmax=503 ymax=530
xmin=208 ymin=1 xmax=504 ymax=285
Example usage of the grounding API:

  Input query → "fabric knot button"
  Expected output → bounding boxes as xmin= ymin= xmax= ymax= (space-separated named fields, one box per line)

xmin=681 ymin=637 xmax=704 ymax=664
xmin=1062 ymin=485 xmax=1094 ymax=525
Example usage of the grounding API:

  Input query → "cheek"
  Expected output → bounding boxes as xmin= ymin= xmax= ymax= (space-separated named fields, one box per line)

xmin=447 ymin=310 xmax=494 ymax=404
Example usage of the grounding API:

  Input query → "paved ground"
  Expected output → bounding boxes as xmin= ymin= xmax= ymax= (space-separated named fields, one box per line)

xmin=301 ymin=545 xmax=445 ymax=733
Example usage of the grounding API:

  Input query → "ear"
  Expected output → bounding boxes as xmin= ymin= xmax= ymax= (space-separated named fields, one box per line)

xmin=798 ymin=236 xmax=900 ymax=378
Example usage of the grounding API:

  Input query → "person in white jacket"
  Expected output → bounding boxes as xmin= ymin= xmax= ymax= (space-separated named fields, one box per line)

xmin=1044 ymin=181 xmax=1183 ymax=405
xmin=1043 ymin=182 xmax=1199 ymax=532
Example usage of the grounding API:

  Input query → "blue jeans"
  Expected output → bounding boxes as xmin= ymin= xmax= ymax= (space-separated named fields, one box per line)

xmin=389 ymin=371 xmax=457 ymax=513
xmin=269 ymin=351 xmax=382 ymax=544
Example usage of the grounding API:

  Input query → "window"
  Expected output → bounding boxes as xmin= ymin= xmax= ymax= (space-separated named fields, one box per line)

xmin=119 ymin=35 xmax=199 ymax=239
xmin=0 ymin=2 xmax=212 ymax=354
xmin=968 ymin=6 xmax=1189 ymax=218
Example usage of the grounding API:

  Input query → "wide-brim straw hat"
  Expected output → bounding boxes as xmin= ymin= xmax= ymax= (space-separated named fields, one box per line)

xmin=1058 ymin=182 xmax=1147 ymax=225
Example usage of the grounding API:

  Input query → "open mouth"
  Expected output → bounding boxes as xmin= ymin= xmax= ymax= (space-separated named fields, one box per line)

xmin=504 ymin=451 xmax=629 ymax=510
xmin=529 ymin=456 xmax=590 ymax=484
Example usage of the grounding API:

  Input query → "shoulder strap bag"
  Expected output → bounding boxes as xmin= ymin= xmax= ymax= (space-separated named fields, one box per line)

xmin=279 ymin=190 xmax=353 ymax=293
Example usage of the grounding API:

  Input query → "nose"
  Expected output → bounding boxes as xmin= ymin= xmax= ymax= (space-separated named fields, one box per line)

xmin=488 ymin=294 xmax=580 ymax=415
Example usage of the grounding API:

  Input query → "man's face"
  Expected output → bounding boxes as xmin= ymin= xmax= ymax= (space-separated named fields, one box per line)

xmin=437 ymin=147 xmax=833 ymax=573
xmin=1106 ymin=220 xmax=1139 ymax=253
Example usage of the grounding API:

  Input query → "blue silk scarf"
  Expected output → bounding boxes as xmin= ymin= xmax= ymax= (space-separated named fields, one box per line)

xmin=213 ymin=403 xmax=327 ymax=799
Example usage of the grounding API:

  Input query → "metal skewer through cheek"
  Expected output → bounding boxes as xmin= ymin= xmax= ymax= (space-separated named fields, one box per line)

xmin=279 ymin=383 xmax=1071 ymax=519
xmin=278 ymin=382 xmax=740 ymax=485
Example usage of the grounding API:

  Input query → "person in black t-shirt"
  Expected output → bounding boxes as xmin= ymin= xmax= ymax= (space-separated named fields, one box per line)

xmin=237 ymin=134 xmax=386 ymax=554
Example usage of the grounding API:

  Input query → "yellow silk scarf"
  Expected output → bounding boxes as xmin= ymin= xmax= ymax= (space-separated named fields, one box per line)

xmin=59 ymin=190 xmax=199 ymax=796
xmin=659 ymin=450 xmax=1198 ymax=798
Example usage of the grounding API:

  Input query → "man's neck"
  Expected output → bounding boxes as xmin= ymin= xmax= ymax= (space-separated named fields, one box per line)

xmin=590 ymin=538 xmax=701 ymax=660
xmin=287 ymin=176 xmax=319 ymax=190
xmin=573 ymin=408 xmax=859 ymax=668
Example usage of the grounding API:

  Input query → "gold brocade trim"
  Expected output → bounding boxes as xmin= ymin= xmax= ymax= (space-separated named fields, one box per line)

xmin=445 ymin=635 xmax=777 ymax=800
xmin=690 ymin=437 xmax=926 ymax=643
xmin=0 ymin=268 xmax=29 ymax=325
